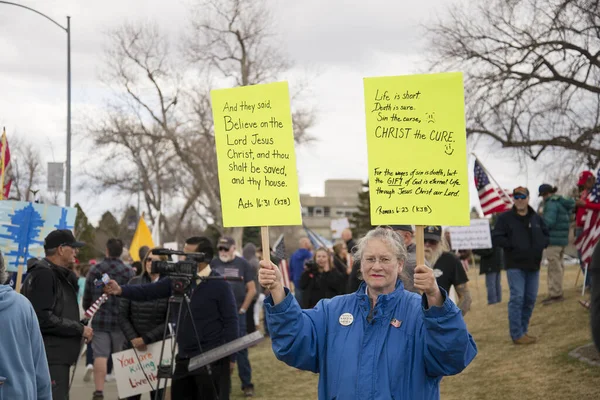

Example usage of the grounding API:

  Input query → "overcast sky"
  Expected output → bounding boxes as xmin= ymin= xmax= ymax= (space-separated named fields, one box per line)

xmin=0 ymin=0 xmax=549 ymax=225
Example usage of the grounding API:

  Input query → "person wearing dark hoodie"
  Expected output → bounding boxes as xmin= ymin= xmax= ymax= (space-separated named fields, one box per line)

xmin=538 ymin=184 xmax=576 ymax=305
xmin=0 ymin=250 xmax=52 ymax=400
xmin=21 ymin=230 xmax=94 ymax=399
xmin=493 ymin=187 xmax=549 ymax=345
xmin=242 ymin=242 xmax=260 ymax=333
xmin=289 ymin=237 xmax=313 ymax=306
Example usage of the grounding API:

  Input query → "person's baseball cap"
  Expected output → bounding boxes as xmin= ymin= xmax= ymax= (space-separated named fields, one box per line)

xmin=217 ymin=236 xmax=235 ymax=250
xmin=577 ymin=171 xmax=594 ymax=186
xmin=389 ymin=225 xmax=413 ymax=233
xmin=423 ymin=226 xmax=442 ymax=242
xmin=43 ymin=229 xmax=85 ymax=250
xmin=513 ymin=186 xmax=529 ymax=196
xmin=538 ymin=183 xmax=554 ymax=196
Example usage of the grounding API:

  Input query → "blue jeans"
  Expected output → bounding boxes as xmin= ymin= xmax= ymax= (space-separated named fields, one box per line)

xmin=506 ymin=269 xmax=539 ymax=340
xmin=237 ymin=314 xmax=253 ymax=389
xmin=485 ymin=272 xmax=502 ymax=305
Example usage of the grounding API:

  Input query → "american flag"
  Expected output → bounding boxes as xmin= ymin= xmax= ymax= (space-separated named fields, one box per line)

xmin=575 ymin=168 xmax=600 ymax=265
xmin=273 ymin=234 xmax=290 ymax=288
xmin=273 ymin=234 xmax=286 ymax=260
xmin=474 ymin=159 xmax=513 ymax=216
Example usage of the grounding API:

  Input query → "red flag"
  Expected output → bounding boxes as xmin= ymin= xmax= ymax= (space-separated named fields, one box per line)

xmin=575 ymin=167 xmax=600 ymax=265
xmin=0 ymin=129 xmax=12 ymax=199
xmin=474 ymin=159 xmax=512 ymax=216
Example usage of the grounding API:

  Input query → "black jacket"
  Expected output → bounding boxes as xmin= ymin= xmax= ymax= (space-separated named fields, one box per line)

xmin=119 ymin=273 xmax=169 ymax=346
xmin=299 ymin=267 xmax=345 ymax=309
xmin=120 ymin=270 xmax=239 ymax=360
xmin=346 ymin=259 xmax=362 ymax=294
xmin=591 ymin=242 xmax=600 ymax=352
xmin=492 ymin=206 xmax=549 ymax=271
xmin=473 ymin=247 xmax=504 ymax=275
xmin=21 ymin=258 xmax=84 ymax=365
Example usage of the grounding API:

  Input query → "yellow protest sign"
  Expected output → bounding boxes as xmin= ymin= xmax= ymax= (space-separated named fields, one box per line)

xmin=364 ymin=72 xmax=469 ymax=226
xmin=211 ymin=82 xmax=302 ymax=227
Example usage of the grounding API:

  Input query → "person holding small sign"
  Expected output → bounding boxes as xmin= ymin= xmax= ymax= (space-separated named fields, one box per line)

xmin=259 ymin=226 xmax=477 ymax=400
xmin=118 ymin=249 xmax=168 ymax=400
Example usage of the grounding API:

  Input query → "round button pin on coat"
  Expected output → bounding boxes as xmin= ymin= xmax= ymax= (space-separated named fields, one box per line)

xmin=339 ymin=313 xmax=354 ymax=326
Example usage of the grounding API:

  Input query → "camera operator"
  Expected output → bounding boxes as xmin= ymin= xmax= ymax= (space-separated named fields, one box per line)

xmin=299 ymin=247 xmax=345 ymax=309
xmin=104 ymin=237 xmax=238 ymax=400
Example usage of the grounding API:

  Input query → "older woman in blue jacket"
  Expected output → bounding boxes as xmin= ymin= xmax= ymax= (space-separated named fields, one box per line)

xmin=259 ymin=227 xmax=477 ymax=400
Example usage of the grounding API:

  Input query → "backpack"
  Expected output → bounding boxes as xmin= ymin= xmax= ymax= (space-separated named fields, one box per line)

xmin=21 ymin=258 xmax=61 ymax=312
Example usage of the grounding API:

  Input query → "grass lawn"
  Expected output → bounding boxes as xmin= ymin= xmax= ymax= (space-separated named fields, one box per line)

xmin=230 ymin=264 xmax=599 ymax=399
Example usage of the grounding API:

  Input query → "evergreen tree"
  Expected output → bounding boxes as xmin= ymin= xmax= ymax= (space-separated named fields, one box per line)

xmin=95 ymin=211 xmax=120 ymax=256
xmin=350 ymin=181 xmax=371 ymax=238
xmin=73 ymin=203 xmax=99 ymax=262
xmin=119 ymin=206 xmax=139 ymax=243
xmin=242 ymin=227 xmax=260 ymax=247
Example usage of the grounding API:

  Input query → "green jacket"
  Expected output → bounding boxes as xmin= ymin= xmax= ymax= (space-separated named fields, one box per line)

xmin=542 ymin=195 xmax=575 ymax=246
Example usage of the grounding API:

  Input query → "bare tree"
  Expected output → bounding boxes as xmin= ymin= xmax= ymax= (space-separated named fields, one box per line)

xmin=7 ymin=137 xmax=44 ymax=201
xmin=428 ymin=0 xmax=600 ymax=167
xmin=89 ymin=23 xmax=197 ymax=242
xmin=181 ymin=0 xmax=316 ymax=245
xmin=187 ymin=0 xmax=315 ymax=144
xmin=89 ymin=0 xmax=316 ymax=246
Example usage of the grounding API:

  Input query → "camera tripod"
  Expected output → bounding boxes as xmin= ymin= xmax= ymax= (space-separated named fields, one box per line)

xmin=151 ymin=276 xmax=218 ymax=400
xmin=152 ymin=274 xmax=243 ymax=400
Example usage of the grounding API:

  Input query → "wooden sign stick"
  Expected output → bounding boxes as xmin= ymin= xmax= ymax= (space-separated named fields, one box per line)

xmin=15 ymin=264 xmax=24 ymax=293
xmin=261 ymin=226 xmax=271 ymax=264
xmin=415 ymin=225 xmax=425 ymax=267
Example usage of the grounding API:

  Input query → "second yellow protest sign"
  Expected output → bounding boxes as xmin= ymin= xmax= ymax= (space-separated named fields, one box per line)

xmin=364 ymin=72 xmax=469 ymax=226
xmin=211 ymin=81 xmax=302 ymax=227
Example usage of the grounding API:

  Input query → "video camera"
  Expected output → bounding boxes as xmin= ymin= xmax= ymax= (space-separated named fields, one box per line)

xmin=305 ymin=260 xmax=319 ymax=273
xmin=150 ymin=248 xmax=206 ymax=294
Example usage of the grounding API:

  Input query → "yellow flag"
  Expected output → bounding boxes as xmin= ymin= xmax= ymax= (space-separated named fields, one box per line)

xmin=129 ymin=216 xmax=155 ymax=261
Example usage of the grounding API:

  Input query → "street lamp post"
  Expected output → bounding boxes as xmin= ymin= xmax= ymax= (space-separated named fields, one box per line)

xmin=0 ymin=1 xmax=72 ymax=206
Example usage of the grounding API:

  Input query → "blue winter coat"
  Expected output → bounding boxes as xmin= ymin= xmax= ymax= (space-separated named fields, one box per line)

xmin=0 ymin=285 xmax=52 ymax=400
xmin=264 ymin=281 xmax=477 ymax=400
xmin=542 ymin=195 xmax=575 ymax=246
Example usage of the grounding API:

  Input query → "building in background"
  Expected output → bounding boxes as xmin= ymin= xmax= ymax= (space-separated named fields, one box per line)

xmin=300 ymin=180 xmax=362 ymax=239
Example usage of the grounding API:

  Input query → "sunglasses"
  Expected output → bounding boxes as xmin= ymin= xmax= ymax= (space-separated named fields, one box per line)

xmin=424 ymin=239 xmax=439 ymax=246
xmin=217 ymin=247 xmax=230 ymax=252
xmin=513 ymin=194 xmax=528 ymax=200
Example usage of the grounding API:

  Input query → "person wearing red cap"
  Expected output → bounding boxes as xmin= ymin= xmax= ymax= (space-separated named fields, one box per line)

xmin=575 ymin=171 xmax=600 ymax=289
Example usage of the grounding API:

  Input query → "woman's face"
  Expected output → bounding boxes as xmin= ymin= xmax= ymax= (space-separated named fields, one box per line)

xmin=145 ymin=254 xmax=161 ymax=275
xmin=586 ymin=177 xmax=596 ymax=190
xmin=315 ymin=250 xmax=329 ymax=268
xmin=339 ymin=244 xmax=348 ymax=258
xmin=360 ymin=239 xmax=401 ymax=294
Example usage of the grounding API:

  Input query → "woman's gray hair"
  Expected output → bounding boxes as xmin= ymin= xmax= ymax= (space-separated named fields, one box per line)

xmin=0 ymin=250 xmax=7 ymax=285
xmin=354 ymin=226 xmax=408 ymax=265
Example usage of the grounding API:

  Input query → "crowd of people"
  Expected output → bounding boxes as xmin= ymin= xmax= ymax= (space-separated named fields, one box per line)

xmin=0 ymin=171 xmax=599 ymax=399
xmin=0 ymin=230 xmax=261 ymax=400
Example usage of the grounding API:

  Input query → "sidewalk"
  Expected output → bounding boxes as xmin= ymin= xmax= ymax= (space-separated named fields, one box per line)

xmin=69 ymin=356 xmax=120 ymax=400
